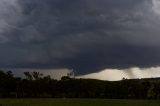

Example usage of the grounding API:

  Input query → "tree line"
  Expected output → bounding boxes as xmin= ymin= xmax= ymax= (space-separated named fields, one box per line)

xmin=0 ymin=70 xmax=160 ymax=99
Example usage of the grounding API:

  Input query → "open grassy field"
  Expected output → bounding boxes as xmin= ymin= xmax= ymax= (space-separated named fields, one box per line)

xmin=0 ymin=99 xmax=159 ymax=106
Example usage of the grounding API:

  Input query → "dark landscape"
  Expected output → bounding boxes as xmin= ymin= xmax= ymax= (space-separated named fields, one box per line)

xmin=0 ymin=70 xmax=160 ymax=99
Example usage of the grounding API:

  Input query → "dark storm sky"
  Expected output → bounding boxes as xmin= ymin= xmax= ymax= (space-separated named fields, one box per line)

xmin=0 ymin=0 xmax=160 ymax=74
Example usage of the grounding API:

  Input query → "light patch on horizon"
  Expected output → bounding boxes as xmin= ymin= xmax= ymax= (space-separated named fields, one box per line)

xmin=77 ymin=67 xmax=160 ymax=81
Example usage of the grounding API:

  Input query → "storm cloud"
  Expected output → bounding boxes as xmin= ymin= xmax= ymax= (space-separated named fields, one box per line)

xmin=0 ymin=0 xmax=160 ymax=75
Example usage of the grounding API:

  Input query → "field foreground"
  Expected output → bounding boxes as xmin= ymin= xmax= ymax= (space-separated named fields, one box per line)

xmin=0 ymin=99 xmax=160 ymax=106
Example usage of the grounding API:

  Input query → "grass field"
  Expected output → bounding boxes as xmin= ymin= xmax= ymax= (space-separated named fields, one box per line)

xmin=0 ymin=99 xmax=159 ymax=106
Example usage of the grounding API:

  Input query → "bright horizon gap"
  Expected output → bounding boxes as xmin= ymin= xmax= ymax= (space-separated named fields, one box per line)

xmin=2 ymin=66 xmax=160 ymax=81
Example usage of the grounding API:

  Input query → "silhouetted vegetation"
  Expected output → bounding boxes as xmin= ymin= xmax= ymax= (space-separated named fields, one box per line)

xmin=0 ymin=70 xmax=160 ymax=99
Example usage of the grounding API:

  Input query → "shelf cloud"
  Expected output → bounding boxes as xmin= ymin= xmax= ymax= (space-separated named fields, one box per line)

xmin=0 ymin=0 xmax=160 ymax=76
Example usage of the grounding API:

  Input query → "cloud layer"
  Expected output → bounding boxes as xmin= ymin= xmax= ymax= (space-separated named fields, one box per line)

xmin=0 ymin=0 xmax=160 ymax=75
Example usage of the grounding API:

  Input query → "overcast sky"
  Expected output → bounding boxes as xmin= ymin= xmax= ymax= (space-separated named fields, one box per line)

xmin=1 ymin=0 xmax=160 ymax=80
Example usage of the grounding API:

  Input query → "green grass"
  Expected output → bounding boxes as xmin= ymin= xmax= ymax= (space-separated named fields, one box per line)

xmin=0 ymin=99 xmax=159 ymax=106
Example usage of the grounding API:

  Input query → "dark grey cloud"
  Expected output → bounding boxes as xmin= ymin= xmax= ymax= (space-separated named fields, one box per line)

xmin=0 ymin=0 xmax=160 ymax=74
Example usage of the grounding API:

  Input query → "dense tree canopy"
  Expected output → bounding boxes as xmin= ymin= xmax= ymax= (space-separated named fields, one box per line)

xmin=0 ymin=70 xmax=160 ymax=99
